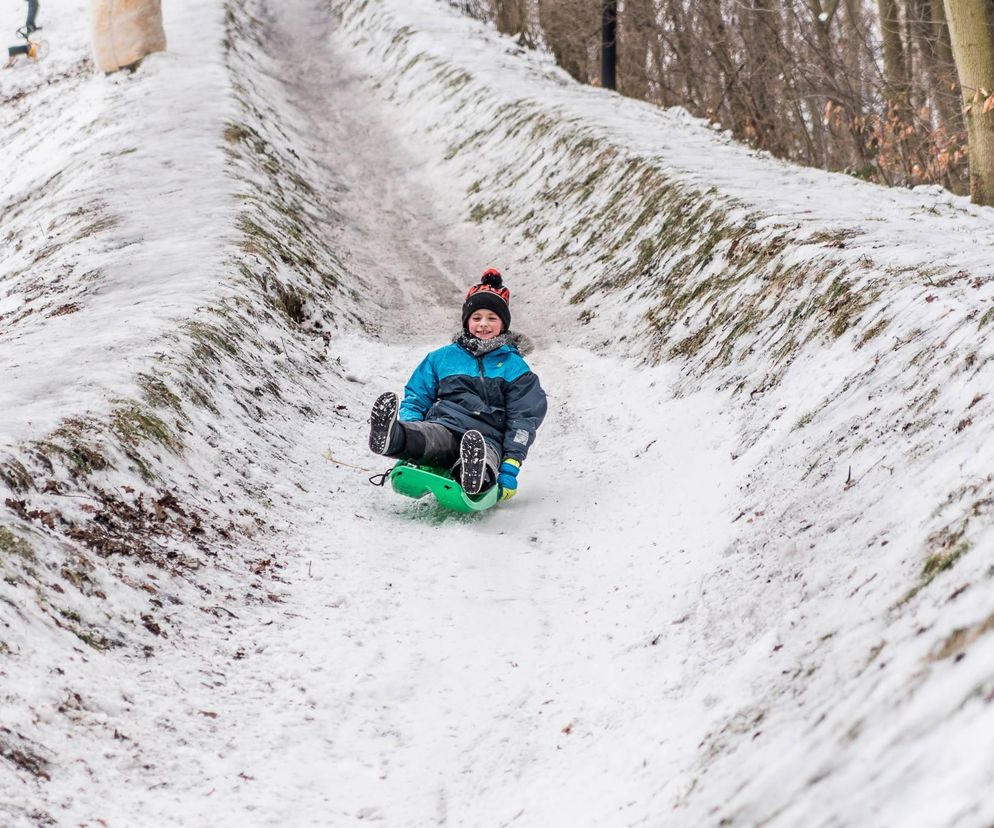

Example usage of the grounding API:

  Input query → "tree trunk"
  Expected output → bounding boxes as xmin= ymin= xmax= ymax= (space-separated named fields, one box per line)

xmin=617 ymin=0 xmax=654 ymax=99
xmin=836 ymin=0 xmax=874 ymax=173
xmin=90 ymin=0 xmax=166 ymax=73
xmin=660 ymin=0 xmax=702 ymax=106
xmin=877 ymin=0 xmax=909 ymax=107
xmin=944 ymin=0 xmax=994 ymax=204
xmin=492 ymin=0 xmax=527 ymax=36
xmin=910 ymin=0 xmax=960 ymax=130
xmin=932 ymin=0 xmax=956 ymax=70
xmin=699 ymin=0 xmax=748 ymax=130
xmin=741 ymin=0 xmax=779 ymax=152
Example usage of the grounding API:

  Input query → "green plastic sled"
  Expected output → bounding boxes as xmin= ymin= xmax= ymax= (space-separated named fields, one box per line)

xmin=389 ymin=461 xmax=499 ymax=513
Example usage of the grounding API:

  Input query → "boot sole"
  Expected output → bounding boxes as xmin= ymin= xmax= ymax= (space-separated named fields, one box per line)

xmin=369 ymin=392 xmax=399 ymax=455
xmin=460 ymin=430 xmax=487 ymax=495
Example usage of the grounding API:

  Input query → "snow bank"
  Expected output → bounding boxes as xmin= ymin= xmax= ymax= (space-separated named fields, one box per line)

xmin=1 ymin=1 xmax=367 ymax=822
xmin=0 ymin=0 xmax=363 ymax=603
xmin=331 ymin=0 xmax=994 ymax=823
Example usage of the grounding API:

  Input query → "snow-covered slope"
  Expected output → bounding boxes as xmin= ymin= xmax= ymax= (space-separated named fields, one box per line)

xmin=331 ymin=2 xmax=994 ymax=822
xmin=1 ymin=0 xmax=993 ymax=824
xmin=1 ymin=0 xmax=372 ymax=822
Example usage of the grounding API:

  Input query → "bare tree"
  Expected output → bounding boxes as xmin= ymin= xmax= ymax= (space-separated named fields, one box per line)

xmin=878 ymin=0 xmax=910 ymax=106
xmin=618 ymin=0 xmax=655 ymax=99
xmin=492 ymin=0 xmax=528 ymax=37
xmin=944 ymin=0 xmax=994 ymax=204
xmin=538 ymin=0 xmax=599 ymax=83
xmin=460 ymin=0 xmax=974 ymax=194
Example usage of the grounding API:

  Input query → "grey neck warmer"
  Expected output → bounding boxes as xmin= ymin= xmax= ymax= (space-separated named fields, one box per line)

xmin=456 ymin=332 xmax=511 ymax=356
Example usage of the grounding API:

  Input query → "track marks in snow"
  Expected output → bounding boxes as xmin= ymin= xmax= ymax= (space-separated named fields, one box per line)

xmin=239 ymin=342 xmax=747 ymax=824
xmin=61 ymin=1 xmax=748 ymax=823
xmin=269 ymin=0 xmax=483 ymax=338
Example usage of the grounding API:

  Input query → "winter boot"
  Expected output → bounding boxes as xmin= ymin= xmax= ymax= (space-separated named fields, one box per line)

xmin=459 ymin=429 xmax=488 ymax=495
xmin=369 ymin=392 xmax=400 ymax=455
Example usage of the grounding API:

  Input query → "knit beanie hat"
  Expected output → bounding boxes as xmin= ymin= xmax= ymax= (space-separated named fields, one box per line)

xmin=462 ymin=269 xmax=511 ymax=332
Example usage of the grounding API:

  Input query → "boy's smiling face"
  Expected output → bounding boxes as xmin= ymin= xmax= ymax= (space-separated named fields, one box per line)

xmin=467 ymin=309 xmax=504 ymax=340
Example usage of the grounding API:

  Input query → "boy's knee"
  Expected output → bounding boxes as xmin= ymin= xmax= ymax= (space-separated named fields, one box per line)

xmin=401 ymin=421 xmax=460 ymax=467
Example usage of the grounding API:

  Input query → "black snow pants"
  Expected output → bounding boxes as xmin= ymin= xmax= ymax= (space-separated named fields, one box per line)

xmin=389 ymin=421 xmax=500 ymax=488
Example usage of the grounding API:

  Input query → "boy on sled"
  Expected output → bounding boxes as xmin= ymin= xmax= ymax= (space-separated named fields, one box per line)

xmin=369 ymin=269 xmax=547 ymax=502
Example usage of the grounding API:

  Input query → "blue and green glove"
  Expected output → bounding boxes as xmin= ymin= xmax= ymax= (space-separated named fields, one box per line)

xmin=497 ymin=458 xmax=521 ymax=502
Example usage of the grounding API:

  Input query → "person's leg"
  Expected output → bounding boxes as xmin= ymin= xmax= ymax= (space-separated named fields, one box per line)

xmin=26 ymin=1 xmax=39 ymax=33
xmin=7 ymin=44 xmax=29 ymax=65
xmin=394 ymin=421 xmax=460 ymax=467
xmin=482 ymin=440 xmax=500 ymax=489
xmin=368 ymin=392 xmax=462 ymax=468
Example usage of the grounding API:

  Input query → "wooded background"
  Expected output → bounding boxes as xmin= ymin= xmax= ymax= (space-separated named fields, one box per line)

xmin=449 ymin=0 xmax=994 ymax=204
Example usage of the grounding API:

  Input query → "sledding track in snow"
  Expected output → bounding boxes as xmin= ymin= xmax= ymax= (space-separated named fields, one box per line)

xmin=177 ymin=2 xmax=745 ymax=823
xmin=0 ymin=1 xmax=740 ymax=823
xmin=174 ymin=2 xmax=994 ymax=824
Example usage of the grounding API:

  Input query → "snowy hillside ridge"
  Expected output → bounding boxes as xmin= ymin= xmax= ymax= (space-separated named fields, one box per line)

xmin=1 ymin=0 xmax=360 ymax=592
xmin=1 ymin=0 xmax=365 ymax=804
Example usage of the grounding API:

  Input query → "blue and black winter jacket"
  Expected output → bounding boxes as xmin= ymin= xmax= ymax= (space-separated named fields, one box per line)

xmin=399 ymin=338 xmax=547 ymax=463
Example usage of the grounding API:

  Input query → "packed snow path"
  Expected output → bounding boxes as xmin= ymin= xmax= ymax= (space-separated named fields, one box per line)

xmin=38 ymin=2 xmax=742 ymax=824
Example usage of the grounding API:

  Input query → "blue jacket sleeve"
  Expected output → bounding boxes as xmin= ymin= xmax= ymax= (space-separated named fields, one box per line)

xmin=501 ymin=370 xmax=547 ymax=462
xmin=399 ymin=352 xmax=438 ymax=421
